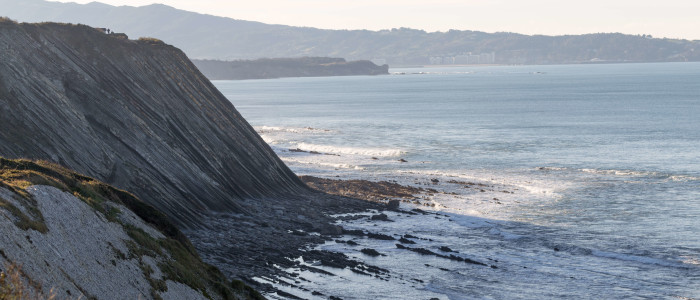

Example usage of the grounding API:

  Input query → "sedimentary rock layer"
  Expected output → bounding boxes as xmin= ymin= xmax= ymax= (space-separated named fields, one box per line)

xmin=0 ymin=21 xmax=308 ymax=227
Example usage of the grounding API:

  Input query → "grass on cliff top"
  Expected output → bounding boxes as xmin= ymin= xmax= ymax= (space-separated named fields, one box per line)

xmin=0 ymin=157 xmax=263 ymax=300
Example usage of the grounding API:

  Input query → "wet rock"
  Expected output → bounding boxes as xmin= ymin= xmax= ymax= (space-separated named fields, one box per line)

xmin=360 ymin=248 xmax=382 ymax=257
xmin=343 ymin=229 xmax=366 ymax=236
xmin=439 ymin=246 xmax=456 ymax=253
xmin=430 ymin=178 xmax=439 ymax=183
xmin=346 ymin=240 xmax=359 ymax=246
xmin=398 ymin=237 xmax=416 ymax=244
xmin=370 ymin=213 xmax=391 ymax=221
xmin=367 ymin=232 xmax=395 ymax=240
xmin=398 ymin=159 xmax=408 ymax=163
xmin=387 ymin=200 xmax=401 ymax=210
xmin=318 ymin=224 xmax=344 ymax=236
xmin=395 ymin=244 xmax=487 ymax=266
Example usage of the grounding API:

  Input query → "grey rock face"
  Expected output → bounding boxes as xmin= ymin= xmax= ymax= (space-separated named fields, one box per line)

xmin=0 ymin=185 xmax=205 ymax=300
xmin=0 ymin=21 xmax=308 ymax=228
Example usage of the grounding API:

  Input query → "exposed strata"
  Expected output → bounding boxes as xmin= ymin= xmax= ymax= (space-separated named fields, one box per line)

xmin=0 ymin=20 xmax=308 ymax=229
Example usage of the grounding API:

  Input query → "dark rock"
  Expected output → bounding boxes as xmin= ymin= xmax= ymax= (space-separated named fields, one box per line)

xmin=396 ymin=244 xmax=487 ymax=266
xmin=398 ymin=237 xmax=416 ymax=244
xmin=430 ymin=178 xmax=439 ymax=183
xmin=360 ymin=248 xmax=382 ymax=257
xmin=370 ymin=213 xmax=390 ymax=221
xmin=343 ymin=229 xmax=366 ymax=236
xmin=276 ymin=290 xmax=305 ymax=300
xmin=398 ymin=159 xmax=408 ymax=163
xmin=439 ymin=246 xmax=456 ymax=253
xmin=318 ymin=224 xmax=344 ymax=236
xmin=367 ymin=232 xmax=395 ymax=241
xmin=387 ymin=200 xmax=401 ymax=210
xmin=346 ymin=240 xmax=359 ymax=246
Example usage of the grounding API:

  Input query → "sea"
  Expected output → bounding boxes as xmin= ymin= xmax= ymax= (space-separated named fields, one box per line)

xmin=213 ymin=62 xmax=700 ymax=299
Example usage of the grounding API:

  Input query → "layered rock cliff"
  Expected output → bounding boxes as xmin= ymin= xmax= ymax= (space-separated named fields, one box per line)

xmin=0 ymin=21 xmax=382 ymax=292
xmin=0 ymin=20 xmax=309 ymax=228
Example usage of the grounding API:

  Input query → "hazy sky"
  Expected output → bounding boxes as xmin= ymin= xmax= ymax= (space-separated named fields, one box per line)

xmin=52 ymin=0 xmax=700 ymax=40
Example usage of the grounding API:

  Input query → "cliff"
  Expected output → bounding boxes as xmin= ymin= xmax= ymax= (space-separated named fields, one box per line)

xmin=192 ymin=57 xmax=389 ymax=80
xmin=0 ymin=20 xmax=308 ymax=228
xmin=0 ymin=157 xmax=262 ymax=300
xmin=0 ymin=20 xmax=378 ymax=290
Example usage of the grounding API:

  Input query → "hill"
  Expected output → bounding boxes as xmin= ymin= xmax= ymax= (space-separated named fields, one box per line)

xmin=192 ymin=57 xmax=389 ymax=80
xmin=2 ymin=0 xmax=699 ymax=65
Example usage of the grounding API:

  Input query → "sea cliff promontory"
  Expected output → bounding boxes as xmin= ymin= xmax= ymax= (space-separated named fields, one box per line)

xmin=192 ymin=57 xmax=389 ymax=80
xmin=0 ymin=20 xmax=379 ymax=295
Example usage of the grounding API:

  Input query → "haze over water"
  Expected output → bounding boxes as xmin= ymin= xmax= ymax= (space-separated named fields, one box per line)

xmin=215 ymin=62 xmax=700 ymax=299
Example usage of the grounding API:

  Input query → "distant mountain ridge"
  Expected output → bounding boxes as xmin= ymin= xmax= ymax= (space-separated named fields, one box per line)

xmin=192 ymin=57 xmax=389 ymax=80
xmin=2 ymin=0 xmax=699 ymax=65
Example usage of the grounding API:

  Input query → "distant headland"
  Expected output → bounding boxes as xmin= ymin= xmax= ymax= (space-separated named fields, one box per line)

xmin=192 ymin=57 xmax=389 ymax=80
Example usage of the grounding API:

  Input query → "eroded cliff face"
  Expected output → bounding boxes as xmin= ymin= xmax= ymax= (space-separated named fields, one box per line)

xmin=0 ymin=157 xmax=262 ymax=300
xmin=0 ymin=21 xmax=308 ymax=228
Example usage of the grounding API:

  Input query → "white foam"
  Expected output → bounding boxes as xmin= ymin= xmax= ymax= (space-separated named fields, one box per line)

xmin=591 ymin=250 xmax=687 ymax=268
xmin=295 ymin=142 xmax=405 ymax=157
xmin=254 ymin=125 xmax=332 ymax=134
xmin=668 ymin=175 xmax=700 ymax=182
xmin=580 ymin=168 xmax=660 ymax=177
xmin=280 ymin=157 xmax=365 ymax=170
xmin=397 ymin=169 xmax=565 ymax=197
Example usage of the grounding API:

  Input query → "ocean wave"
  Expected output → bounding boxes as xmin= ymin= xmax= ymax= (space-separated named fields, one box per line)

xmin=580 ymin=168 xmax=700 ymax=182
xmin=535 ymin=166 xmax=569 ymax=171
xmin=668 ymin=175 xmax=700 ymax=182
xmin=254 ymin=125 xmax=332 ymax=134
xmin=397 ymin=169 xmax=563 ymax=196
xmin=295 ymin=142 xmax=405 ymax=157
xmin=591 ymin=250 xmax=689 ymax=269
xmin=580 ymin=168 xmax=660 ymax=177
xmin=280 ymin=157 xmax=365 ymax=170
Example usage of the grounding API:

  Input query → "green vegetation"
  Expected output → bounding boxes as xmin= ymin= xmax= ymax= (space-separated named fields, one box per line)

xmin=0 ymin=157 xmax=263 ymax=299
xmin=137 ymin=37 xmax=165 ymax=45
xmin=0 ymin=17 xmax=17 ymax=24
